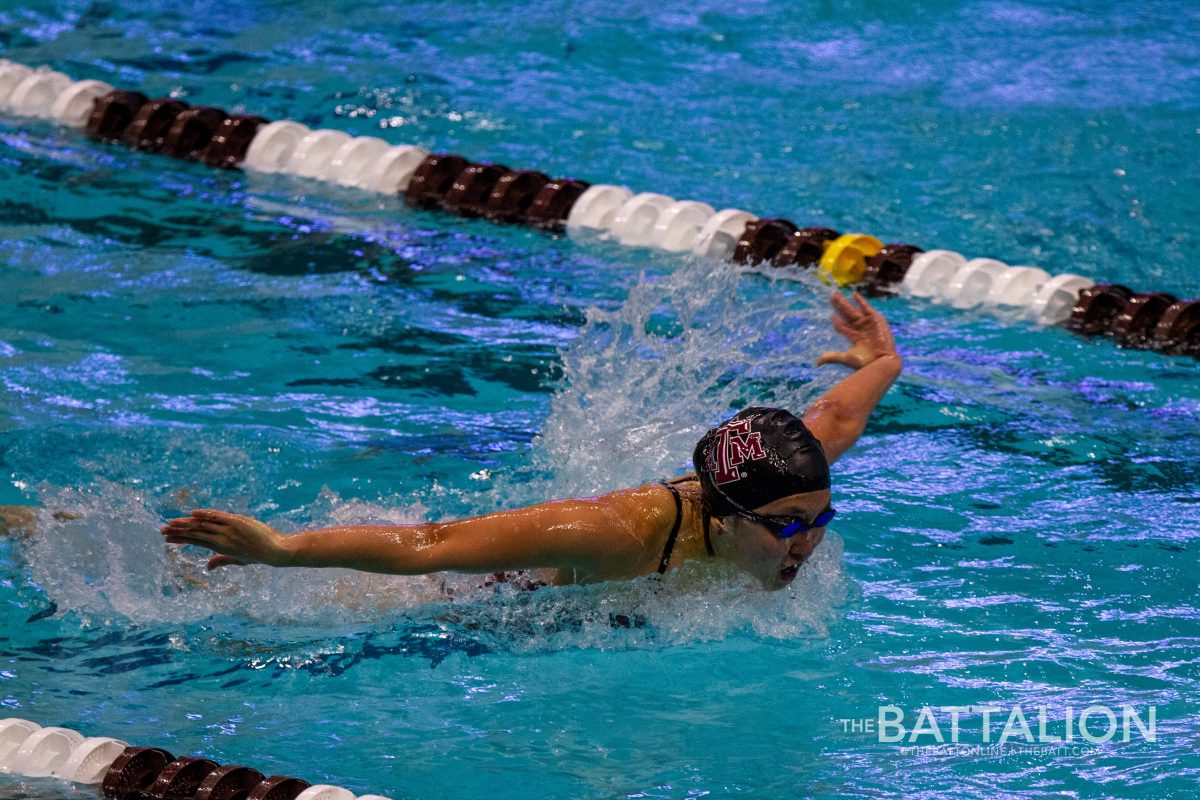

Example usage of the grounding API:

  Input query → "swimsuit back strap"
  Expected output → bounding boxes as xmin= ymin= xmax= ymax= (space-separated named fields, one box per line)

xmin=656 ymin=481 xmax=684 ymax=574
xmin=702 ymin=509 xmax=715 ymax=558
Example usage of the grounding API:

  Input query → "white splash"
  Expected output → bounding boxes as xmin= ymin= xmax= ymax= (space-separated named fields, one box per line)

xmin=18 ymin=259 xmax=855 ymax=649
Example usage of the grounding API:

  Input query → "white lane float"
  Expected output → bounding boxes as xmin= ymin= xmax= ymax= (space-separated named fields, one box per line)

xmin=608 ymin=192 xmax=675 ymax=246
xmin=901 ymin=249 xmax=967 ymax=298
xmin=0 ymin=718 xmax=41 ymax=772
xmin=1029 ymin=273 xmax=1095 ymax=324
xmin=0 ymin=62 xmax=34 ymax=108
xmin=284 ymin=129 xmax=353 ymax=179
xmin=244 ymin=120 xmax=312 ymax=173
xmin=566 ymin=184 xmax=633 ymax=232
xmin=8 ymin=725 xmax=85 ymax=777
xmin=53 ymin=736 xmax=129 ymax=784
xmin=295 ymin=785 xmax=356 ymax=800
xmin=0 ymin=57 xmax=1140 ymax=352
xmin=324 ymin=136 xmax=392 ymax=188
xmin=6 ymin=69 xmax=72 ymax=118
xmin=370 ymin=144 xmax=430 ymax=193
xmin=987 ymin=266 xmax=1051 ymax=306
xmin=692 ymin=208 xmax=757 ymax=259
xmin=51 ymin=79 xmax=114 ymax=127
xmin=648 ymin=200 xmax=716 ymax=252
xmin=944 ymin=258 xmax=1010 ymax=308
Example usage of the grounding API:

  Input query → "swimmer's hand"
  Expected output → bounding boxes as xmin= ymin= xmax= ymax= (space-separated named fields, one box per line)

xmin=816 ymin=291 xmax=900 ymax=370
xmin=161 ymin=510 xmax=290 ymax=571
xmin=804 ymin=292 xmax=902 ymax=463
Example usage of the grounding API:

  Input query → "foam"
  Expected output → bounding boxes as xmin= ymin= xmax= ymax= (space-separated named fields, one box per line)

xmin=519 ymin=256 xmax=838 ymax=501
xmin=21 ymin=483 xmax=442 ymax=627
xmin=15 ymin=258 xmax=853 ymax=651
xmin=19 ymin=478 xmax=849 ymax=650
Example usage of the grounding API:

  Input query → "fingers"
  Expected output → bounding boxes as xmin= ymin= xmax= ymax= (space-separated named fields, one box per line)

xmin=161 ymin=519 xmax=226 ymax=538
xmin=164 ymin=527 xmax=249 ymax=567
xmin=163 ymin=532 xmax=216 ymax=546
xmin=188 ymin=509 xmax=248 ymax=524
xmin=851 ymin=291 xmax=876 ymax=316
xmin=829 ymin=291 xmax=859 ymax=321
xmin=162 ymin=509 xmax=243 ymax=537
xmin=829 ymin=291 xmax=895 ymax=346
xmin=829 ymin=292 xmax=872 ymax=333
xmin=816 ymin=351 xmax=849 ymax=367
xmin=831 ymin=315 xmax=857 ymax=340
xmin=161 ymin=508 xmax=278 ymax=571
xmin=206 ymin=554 xmax=245 ymax=571
xmin=161 ymin=511 xmax=233 ymax=550
xmin=830 ymin=291 xmax=880 ymax=321
xmin=164 ymin=516 xmax=224 ymax=528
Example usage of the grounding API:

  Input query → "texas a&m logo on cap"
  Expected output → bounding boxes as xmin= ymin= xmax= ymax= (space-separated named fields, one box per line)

xmin=706 ymin=418 xmax=767 ymax=484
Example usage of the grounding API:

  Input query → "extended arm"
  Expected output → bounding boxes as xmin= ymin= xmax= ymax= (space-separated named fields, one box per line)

xmin=161 ymin=484 xmax=674 ymax=578
xmin=802 ymin=291 xmax=902 ymax=464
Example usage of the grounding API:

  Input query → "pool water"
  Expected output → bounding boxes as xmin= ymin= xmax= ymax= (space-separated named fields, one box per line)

xmin=2 ymin=0 xmax=1199 ymax=797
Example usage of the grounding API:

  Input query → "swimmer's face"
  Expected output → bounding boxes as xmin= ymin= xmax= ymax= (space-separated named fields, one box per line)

xmin=719 ymin=489 xmax=832 ymax=591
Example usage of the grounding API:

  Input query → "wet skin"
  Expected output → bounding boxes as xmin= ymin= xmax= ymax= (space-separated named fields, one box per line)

xmin=8 ymin=292 xmax=894 ymax=595
xmin=159 ymin=292 xmax=900 ymax=592
xmin=711 ymin=489 xmax=832 ymax=591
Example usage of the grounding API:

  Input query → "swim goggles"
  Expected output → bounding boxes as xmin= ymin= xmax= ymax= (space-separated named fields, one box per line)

xmin=735 ymin=505 xmax=837 ymax=539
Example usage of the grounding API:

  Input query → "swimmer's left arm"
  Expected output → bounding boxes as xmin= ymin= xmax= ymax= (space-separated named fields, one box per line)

xmin=803 ymin=292 xmax=902 ymax=463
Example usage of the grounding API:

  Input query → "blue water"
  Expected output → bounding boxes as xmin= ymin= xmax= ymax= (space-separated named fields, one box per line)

xmin=2 ymin=1 xmax=1199 ymax=797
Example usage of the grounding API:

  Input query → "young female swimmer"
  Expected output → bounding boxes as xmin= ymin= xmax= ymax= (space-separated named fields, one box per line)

xmin=161 ymin=292 xmax=901 ymax=591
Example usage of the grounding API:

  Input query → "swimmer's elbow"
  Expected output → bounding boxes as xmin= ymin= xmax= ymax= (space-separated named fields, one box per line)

xmin=418 ymin=519 xmax=519 ymax=574
xmin=381 ymin=522 xmax=450 ymax=574
xmin=805 ymin=400 xmax=866 ymax=464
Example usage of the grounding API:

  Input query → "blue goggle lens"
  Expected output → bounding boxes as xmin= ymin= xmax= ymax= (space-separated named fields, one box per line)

xmin=774 ymin=506 xmax=837 ymax=539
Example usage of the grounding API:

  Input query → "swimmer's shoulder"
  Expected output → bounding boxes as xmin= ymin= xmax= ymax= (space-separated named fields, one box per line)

xmin=544 ymin=483 xmax=683 ymax=584
xmin=581 ymin=482 xmax=678 ymax=526
xmin=556 ymin=482 xmax=687 ymax=550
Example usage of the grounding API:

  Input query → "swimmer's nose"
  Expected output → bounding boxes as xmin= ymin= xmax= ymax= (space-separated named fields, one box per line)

xmin=787 ymin=533 xmax=820 ymax=561
xmin=802 ymin=528 xmax=826 ymax=550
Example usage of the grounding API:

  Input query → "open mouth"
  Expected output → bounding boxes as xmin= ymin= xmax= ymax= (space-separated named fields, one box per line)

xmin=780 ymin=564 xmax=800 ymax=582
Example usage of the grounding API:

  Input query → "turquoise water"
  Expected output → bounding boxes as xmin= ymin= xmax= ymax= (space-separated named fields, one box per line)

xmin=2 ymin=1 xmax=1199 ymax=797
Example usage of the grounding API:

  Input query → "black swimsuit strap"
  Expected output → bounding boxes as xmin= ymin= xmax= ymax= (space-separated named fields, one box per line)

xmin=702 ymin=509 xmax=715 ymax=558
xmin=656 ymin=481 xmax=684 ymax=574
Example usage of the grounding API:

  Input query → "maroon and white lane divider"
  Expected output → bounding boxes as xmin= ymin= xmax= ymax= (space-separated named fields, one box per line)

xmin=0 ymin=717 xmax=391 ymax=800
xmin=0 ymin=58 xmax=1196 ymax=358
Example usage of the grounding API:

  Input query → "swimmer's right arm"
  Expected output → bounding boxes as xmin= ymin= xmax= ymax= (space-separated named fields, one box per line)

xmin=803 ymin=291 xmax=902 ymax=464
xmin=161 ymin=485 xmax=670 ymax=576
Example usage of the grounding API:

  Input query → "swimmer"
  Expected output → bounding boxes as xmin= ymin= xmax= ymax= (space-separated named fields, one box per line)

xmin=161 ymin=291 xmax=901 ymax=591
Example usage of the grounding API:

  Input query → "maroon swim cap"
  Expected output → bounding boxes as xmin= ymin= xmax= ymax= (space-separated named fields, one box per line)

xmin=692 ymin=407 xmax=830 ymax=517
